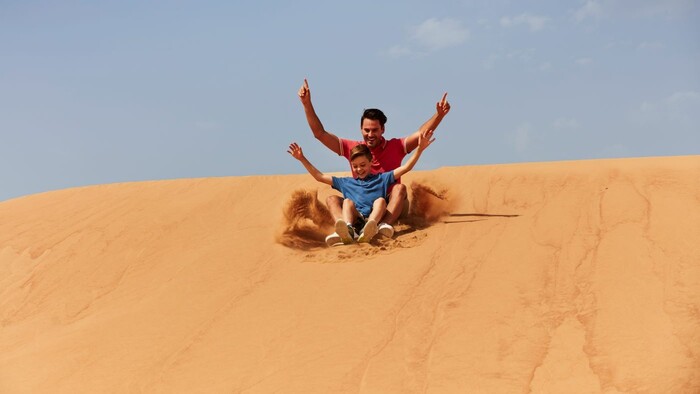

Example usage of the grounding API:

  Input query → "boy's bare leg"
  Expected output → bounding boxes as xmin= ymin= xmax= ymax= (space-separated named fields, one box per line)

xmin=367 ymin=198 xmax=387 ymax=223
xmin=341 ymin=199 xmax=360 ymax=226
xmin=359 ymin=198 xmax=386 ymax=243
xmin=332 ymin=199 xmax=359 ymax=244
xmin=325 ymin=195 xmax=348 ymax=246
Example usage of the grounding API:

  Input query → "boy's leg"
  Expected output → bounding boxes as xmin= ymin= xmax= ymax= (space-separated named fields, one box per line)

xmin=342 ymin=199 xmax=360 ymax=226
xmin=367 ymin=198 xmax=387 ymax=223
xmin=335 ymin=199 xmax=359 ymax=244
xmin=324 ymin=195 xmax=346 ymax=246
xmin=359 ymin=198 xmax=386 ymax=243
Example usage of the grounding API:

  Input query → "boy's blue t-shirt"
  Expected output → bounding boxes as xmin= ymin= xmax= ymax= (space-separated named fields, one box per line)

xmin=332 ymin=172 xmax=396 ymax=217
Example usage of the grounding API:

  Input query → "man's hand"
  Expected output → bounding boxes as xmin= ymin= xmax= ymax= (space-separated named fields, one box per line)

xmin=418 ymin=129 xmax=436 ymax=151
xmin=436 ymin=92 xmax=451 ymax=117
xmin=287 ymin=142 xmax=305 ymax=161
xmin=298 ymin=79 xmax=311 ymax=106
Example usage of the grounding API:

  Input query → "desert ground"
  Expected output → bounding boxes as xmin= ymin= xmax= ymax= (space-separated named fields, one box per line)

xmin=1 ymin=155 xmax=698 ymax=393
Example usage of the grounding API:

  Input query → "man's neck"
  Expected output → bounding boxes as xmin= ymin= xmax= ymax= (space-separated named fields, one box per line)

xmin=369 ymin=137 xmax=386 ymax=150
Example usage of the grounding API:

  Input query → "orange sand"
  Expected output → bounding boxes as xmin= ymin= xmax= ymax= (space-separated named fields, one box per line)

xmin=1 ymin=156 xmax=699 ymax=393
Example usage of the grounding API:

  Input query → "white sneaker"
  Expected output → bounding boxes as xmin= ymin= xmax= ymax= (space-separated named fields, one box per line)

xmin=325 ymin=233 xmax=342 ymax=247
xmin=358 ymin=220 xmax=378 ymax=243
xmin=378 ymin=222 xmax=394 ymax=238
xmin=335 ymin=219 xmax=355 ymax=244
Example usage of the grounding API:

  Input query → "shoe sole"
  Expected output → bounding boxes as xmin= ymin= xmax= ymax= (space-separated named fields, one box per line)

xmin=358 ymin=220 xmax=378 ymax=243
xmin=335 ymin=220 xmax=354 ymax=244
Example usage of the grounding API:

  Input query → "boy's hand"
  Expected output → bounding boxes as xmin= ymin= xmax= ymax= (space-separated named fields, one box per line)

xmin=418 ymin=129 xmax=436 ymax=151
xmin=287 ymin=142 xmax=305 ymax=160
xmin=297 ymin=79 xmax=311 ymax=106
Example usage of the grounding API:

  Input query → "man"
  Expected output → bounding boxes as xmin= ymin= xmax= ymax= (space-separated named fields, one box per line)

xmin=297 ymin=78 xmax=450 ymax=245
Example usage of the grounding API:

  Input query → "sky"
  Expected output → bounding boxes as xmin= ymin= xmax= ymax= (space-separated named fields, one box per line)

xmin=1 ymin=0 xmax=698 ymax=202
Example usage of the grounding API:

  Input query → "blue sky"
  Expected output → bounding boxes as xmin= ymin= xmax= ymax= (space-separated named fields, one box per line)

xmin=1 ymin=0 xmax=698 ymax=201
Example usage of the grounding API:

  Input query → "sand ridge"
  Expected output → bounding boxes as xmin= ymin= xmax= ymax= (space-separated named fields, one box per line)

xmin=1 ymin=156 xmax=699 ymax=393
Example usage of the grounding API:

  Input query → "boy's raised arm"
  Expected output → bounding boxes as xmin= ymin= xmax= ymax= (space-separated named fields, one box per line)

xmin=287 ymin=142 xmax=333 ymax=185
xmin=393 ymin=129 xmax=435 ymax=179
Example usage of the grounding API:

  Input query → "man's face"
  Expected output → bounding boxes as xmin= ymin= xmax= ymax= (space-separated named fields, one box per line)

xmin=350 ymin=156 xmax=372 ymax=179
xmin=361 ymin=118 xmax=384 ymax=148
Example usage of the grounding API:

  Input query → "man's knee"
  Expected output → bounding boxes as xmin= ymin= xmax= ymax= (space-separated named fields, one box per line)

xmin=343 ymin=198 xmax=356 ymax=209
xmin=326 ymin=194 xmax=343 ymax=207
xmin=390 ymin=183 xmax=407 ymax=201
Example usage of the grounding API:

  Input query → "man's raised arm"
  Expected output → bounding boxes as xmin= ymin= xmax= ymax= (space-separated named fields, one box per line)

xmin=405 ymin=92 xmax=451 ymax=153
xmin=298 ymin=79 xmax=342 ymax=155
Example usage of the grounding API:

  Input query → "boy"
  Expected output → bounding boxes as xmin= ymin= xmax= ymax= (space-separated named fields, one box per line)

xmin=287 ymin=129 xmax=435 ymax=245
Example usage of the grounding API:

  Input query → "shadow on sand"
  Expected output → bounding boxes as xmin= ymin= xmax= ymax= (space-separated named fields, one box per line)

xmin=442 ymin=213 xmax=521 ymax=224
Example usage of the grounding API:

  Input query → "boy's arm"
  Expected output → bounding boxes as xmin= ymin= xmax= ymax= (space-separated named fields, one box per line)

xmin=298 ymin=79 xmax=342 ymax=155
xmin=405 ymin=92 xmax=450 ymax=153
xmin=287 ymin=142 xmax=333 ymax=185
xmin=393 ymin=129 xmax=435 ymax=179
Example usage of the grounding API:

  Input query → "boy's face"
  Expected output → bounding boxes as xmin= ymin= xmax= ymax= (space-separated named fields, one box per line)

xmin=350 ymin=156 xmax=372 ymax=179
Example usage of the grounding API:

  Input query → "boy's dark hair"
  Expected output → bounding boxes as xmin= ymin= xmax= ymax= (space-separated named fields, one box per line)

xmin=349 ymin=144 xmax=373 ymax=162
xmin=361 ymin=108 xmax=387 ymax=127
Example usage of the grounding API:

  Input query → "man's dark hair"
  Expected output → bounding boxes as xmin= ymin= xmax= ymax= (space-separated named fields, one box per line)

xmin=361 ymin=108 xmax=387 ymax=127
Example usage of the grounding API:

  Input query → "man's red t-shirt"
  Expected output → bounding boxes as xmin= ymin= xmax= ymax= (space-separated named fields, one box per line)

xmin=338 ymin=137 xmax=407 ymax=182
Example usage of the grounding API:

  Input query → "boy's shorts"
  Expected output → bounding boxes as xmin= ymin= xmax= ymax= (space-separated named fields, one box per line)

xmin=351 ymin=215 xmax=367 ymax=233
xmin=353 ymin=194 xmax=409 ymax=232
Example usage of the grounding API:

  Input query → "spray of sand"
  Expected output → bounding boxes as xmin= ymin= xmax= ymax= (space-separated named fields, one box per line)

xmin=277 ymin=181 xmax=456 ymax=250
xmin=407 ymin=180 xmax=455 ymax=227
xmin=276 ymin=189 xmax=334 ymax=250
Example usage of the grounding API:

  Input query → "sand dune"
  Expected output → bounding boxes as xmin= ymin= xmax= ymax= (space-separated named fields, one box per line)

xmin=1 ymin=156 xmax=699 ymax=393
